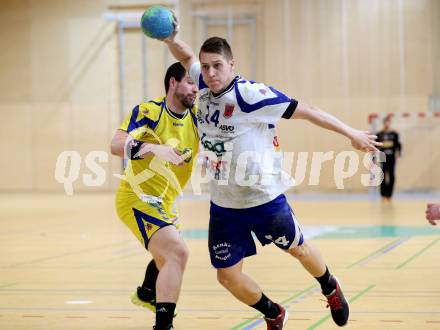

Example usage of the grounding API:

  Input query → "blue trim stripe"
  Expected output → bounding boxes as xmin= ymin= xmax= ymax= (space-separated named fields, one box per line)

xmin=157 ymin=101 xmax=166 ymax=122
xmin=148 ymin=100 xmax=162 ymax=106
xmin=127 ymin=105 xmax=159 ymax=133
xmin=235 ymin=82 xmax=291 ymax=113
xmin=132 ymin=208 xmax=150 ymax=249
xmin=268 ymin=124 xmax=275 ymax=129
xmin=189 ymin=107 xmax=198 ymax=127
xmin=134 ymin=208 xmax=169 ymax=227
xmin=132 ymin=208 xmax=171 ymax=249
xmin=238 ymin=79 xmax=255 ymax=85
xmin=198 ymin=74 xmax=208 ymax=89
xmin=127 ymin=105 xmax=140 ymax=132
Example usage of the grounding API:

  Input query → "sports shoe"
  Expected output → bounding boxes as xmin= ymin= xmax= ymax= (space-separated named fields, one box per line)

xmin=152 ymin=325 xmax=174 ymax=330
xmin=131 ymin=286 xmax=156 ymax=313
xmin=324 ymin=276 xmax=349 ymax=326
xmin=131 ymin=286 xmax=178 ymax=317
xmin=264 ymin=304 xmax=288 ymax=330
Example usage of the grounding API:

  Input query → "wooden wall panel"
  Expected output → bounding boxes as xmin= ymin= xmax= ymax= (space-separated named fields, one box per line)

xmin=0 ymin=0 xmax=437 ymax=192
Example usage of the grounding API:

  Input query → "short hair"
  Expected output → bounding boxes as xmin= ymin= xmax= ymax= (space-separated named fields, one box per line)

xmin=164 ymin=62 xmax=186 ymax=93
xmin=383 ymin=114 xmax=392 ymax=123
xmin=199 ymin=37 xmax=233 ymax=60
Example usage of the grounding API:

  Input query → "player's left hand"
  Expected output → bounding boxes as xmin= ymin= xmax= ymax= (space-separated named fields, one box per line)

xmin=162 ymin=12 xmax=179 ymax=43
xmin=350 ymin=130 xmax=382 ymax=152
xmin=426 ymin=203 xmax=440 ymax=225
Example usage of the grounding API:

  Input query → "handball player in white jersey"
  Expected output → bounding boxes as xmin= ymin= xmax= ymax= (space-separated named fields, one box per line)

xmin=161 ymin=28 xmax=381 ymax=329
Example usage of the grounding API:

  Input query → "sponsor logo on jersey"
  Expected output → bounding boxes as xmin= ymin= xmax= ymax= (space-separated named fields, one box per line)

xmin=173 ymin=122 xmax=184 ymax=127
xmin=201 ymin=133 xmax=229 ymax=157
xmin=197 ymin=111 xmax=205 ymax=124
xmin=219 ymin=124 xmax=235 ymax=132
xmin=223 ymin=103 xmax=235 ymax=118
xmin=259 ymin=88 xmax=267 ymax=95
xmin=199 ymin=91 xmax=210 ymax=101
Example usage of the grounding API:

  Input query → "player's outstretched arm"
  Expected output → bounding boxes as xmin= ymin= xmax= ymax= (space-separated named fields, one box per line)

xmin=292 ymin=101 xmax=382 ymax=152
xmin=110 ymin=129 xmax=184 ymax=165
xmin=426 ymin=203 xmax=440 ymax=225
xmin=161 ymin=18 xmax=197 ymax=71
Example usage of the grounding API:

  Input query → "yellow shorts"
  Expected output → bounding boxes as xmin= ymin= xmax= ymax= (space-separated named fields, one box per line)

xmin=115 ymin=189 xmax=180 ymax=249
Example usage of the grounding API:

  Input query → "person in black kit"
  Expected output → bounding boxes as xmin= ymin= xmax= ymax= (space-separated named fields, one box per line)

xmin=377 ymin=115 xmax=402 ymax=202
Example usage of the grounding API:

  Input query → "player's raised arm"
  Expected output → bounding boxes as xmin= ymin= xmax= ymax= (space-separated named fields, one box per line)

xmin=292 ymin=101 xmax=382 ymax=152
xmin=162 ymin=19 xmax=197 ymax=71
xmin=142 ymin=8 xmax=196 ymax=70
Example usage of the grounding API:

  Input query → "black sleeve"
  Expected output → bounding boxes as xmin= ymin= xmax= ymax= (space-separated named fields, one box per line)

xmin=376 ymin=131 xmax=383 ymax=142
xmin=376 ymin=132 xmax=384 ymax=152
xmin=394 ymin=132 xmax=402 ymax=156
xmin=282 ymin=99 xmax=299 ymax=119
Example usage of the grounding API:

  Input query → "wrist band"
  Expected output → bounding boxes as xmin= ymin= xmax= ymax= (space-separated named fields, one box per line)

xmin=126 ymin=139 xmax=144 ymax=160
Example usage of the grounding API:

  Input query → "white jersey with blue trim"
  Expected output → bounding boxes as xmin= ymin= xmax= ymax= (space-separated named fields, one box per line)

xmin=189 ymin=62 xmax=296 ymax=208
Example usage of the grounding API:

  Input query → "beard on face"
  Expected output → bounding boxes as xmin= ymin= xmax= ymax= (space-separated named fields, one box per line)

xmin=175 ymin=90 xmax=195 ymax=109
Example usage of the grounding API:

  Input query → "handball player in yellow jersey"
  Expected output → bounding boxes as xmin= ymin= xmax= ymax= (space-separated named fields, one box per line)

xmin=111 ymin=62 xmax=198 ymax=330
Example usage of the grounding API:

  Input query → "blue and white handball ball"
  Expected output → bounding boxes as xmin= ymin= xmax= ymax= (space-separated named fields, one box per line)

xmin=141 ymin=6 xmax=175 ymax=39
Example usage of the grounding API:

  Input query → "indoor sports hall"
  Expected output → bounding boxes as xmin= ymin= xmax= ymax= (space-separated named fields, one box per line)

xmin=1 ymin=1 xmax=439 ymax=329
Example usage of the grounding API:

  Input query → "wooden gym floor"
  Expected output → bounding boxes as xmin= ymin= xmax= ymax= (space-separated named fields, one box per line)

xmin=0 ymin=193 xmax=439 ymax=329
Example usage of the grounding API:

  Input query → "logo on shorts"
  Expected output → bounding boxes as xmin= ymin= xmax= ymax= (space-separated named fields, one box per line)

xmin=212 ymin=242 xmax=232 ymax=260
xmin=223 ymin=103 xmax=235 ymax=118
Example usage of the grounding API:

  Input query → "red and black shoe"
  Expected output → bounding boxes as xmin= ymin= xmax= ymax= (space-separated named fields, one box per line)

xmin=264 ymin=304 xmax=289 ymax=330
xmin=324 ymin=276 xmax=349 ymax=326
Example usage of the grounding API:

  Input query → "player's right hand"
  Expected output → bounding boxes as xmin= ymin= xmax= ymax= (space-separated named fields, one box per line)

xmin=350 ymin=130 xmax=382 ymax=152
xmin=138 ymin=143 xmax=184 ymax=166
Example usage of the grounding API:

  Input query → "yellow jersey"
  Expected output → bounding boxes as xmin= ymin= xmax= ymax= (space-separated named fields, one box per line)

xmin=117 ymin=96 xmax=199 ymax=217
